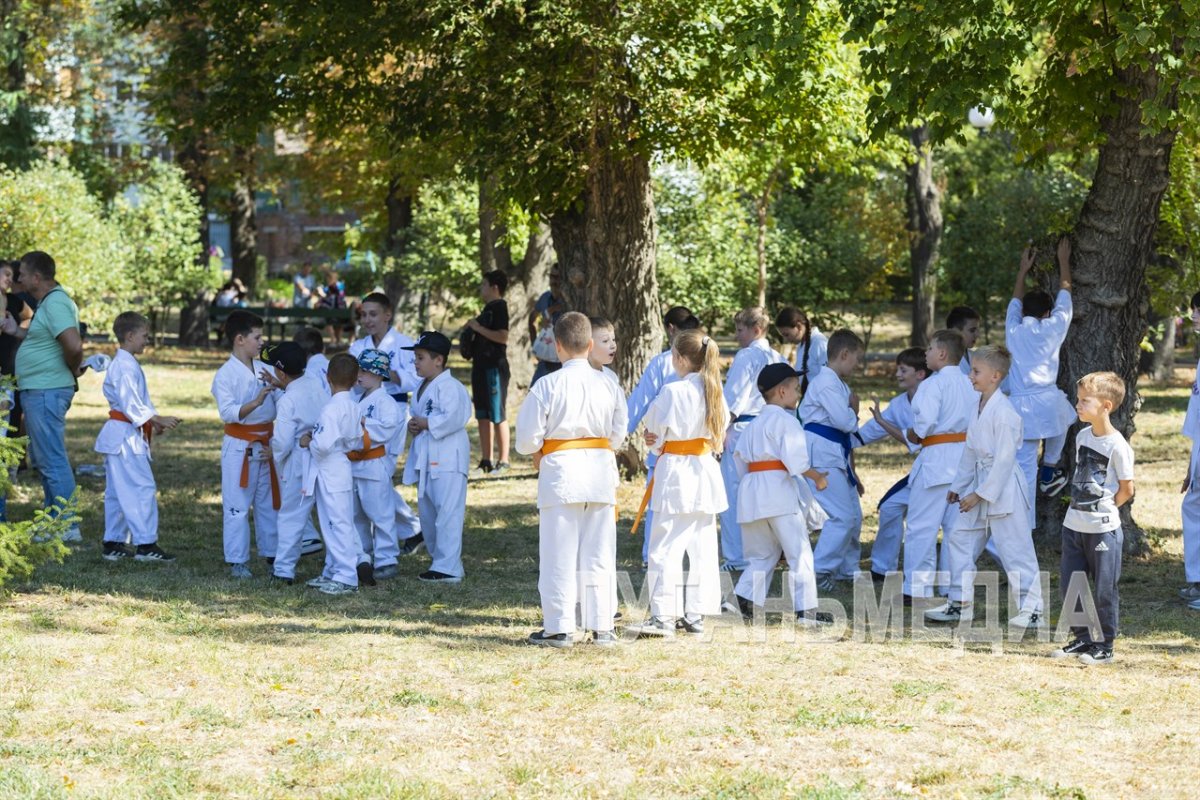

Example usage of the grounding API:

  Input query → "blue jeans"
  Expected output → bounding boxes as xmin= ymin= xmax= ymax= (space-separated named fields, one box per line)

xmin=23 ymin=388 xmax=77 ymax=525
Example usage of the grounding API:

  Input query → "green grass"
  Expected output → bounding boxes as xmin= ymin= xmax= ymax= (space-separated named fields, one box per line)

xmin=0 ymin=343 xmax=1198 ymax=799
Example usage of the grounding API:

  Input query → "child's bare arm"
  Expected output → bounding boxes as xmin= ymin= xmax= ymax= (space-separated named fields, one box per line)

xmin=1115 ymin=479 xmax=1135 ymax=508
xmin=870 ymin=400 xmax=908 ymax=446
xmin=803 ymin=468 xmax=828 ymax=491
xmin=1057 ymin=235 xmax=1072 ymax=290
xmin=1013 ymin=246 xmax=1035 ymax=300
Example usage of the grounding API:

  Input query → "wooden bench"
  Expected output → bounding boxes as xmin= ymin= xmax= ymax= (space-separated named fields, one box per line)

xmin=208 ymin=305 xmax=356 ymax=345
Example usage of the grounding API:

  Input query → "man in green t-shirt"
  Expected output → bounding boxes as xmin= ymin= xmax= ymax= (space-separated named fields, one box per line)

xmin=2 ymin=252 xmax=83 ymax=541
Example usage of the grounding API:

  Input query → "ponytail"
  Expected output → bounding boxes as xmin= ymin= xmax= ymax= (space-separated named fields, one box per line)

xmin=674 ymin=329 xmax=727 ymax=450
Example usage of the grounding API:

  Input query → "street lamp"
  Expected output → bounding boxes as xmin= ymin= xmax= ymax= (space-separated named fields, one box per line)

xmin=969 ymin=106 xmax=995 ymax=131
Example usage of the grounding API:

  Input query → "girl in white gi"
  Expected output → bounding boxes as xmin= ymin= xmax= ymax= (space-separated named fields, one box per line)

xmin=349 ymin=349 xmax=402 ymax=584
xmin=731 ymin=363 xmax=831 ymax=622
xmin=1007 ymin=237 xmax=1076 ymax=508
xmin=903 ymin=330 xmax=977 ymax=600
xmin=211 ymin=310 xmax=279 ymax=579
xmin=264 ymin=342 xmax=328 ymax=583
xmin=719 ymin=307 xmax=785 ymax=572
xmin=348 ymin=292 xmax=423 ymax=552
xmin=928 ymin=346 xmax=1044 ymax=627
xmin=303 ymin=354 xmax=364 ymax=596
xmin=1181 ymin=292 xmax=1200 ymax=604
xmin=774 ymin=307 xmax=828 ymax=397
xmin=627 ymin=307 xmax=700 ymax=564
xmin=854 ymin=347 xmax=927 ymax=581
xmin=626 ymin=329 xmax=727 ymax=638
xmin=96 ymin=312 xmax=181 ymax=563
xmin=402 ymin=332 xmax=472 ymax=583
xmin=799 ymin=329 xmax=865 ymax=591
xmin=516 ymin=312 xmax=627 ymax=649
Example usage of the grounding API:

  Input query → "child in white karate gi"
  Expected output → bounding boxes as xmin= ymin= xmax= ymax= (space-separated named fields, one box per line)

xmin=927 ymin=346 xmax=1044 ymax=628
xmin=303 ymin=354 xmax=364 ymax=596
xmin=903 ymin=329 xmax=978 ymax=600
xmin=1007 ymin=237 xmax=1077 ymax=508
xmin=947 ymin=306 xmax=981 ymax=376
xmin=211 ymin=310 xmax=279 ymax=579
xmin=627 ymin=329 xmax=727 ymax=638
xmin=402 ymin=332 xmax=472 ymax=582
xmin=349 ymin=349 xmax=403 ymax=585
xmin=516 ymin=312 xmax=627 ymax=649
xmin=854 ymin=347 xmax=927 ymax=581
xmin=588 ymin=316 xmax=621 ymax=386
xmin=718 ymin=307 xmax=785 ymax=572
xmin=774 ymin=307 xmax=828 ymax=397
xmin=96 ymin=312 xmax=181 ymax=563
xmin=627 ymin=307 xmax=700 ymax=563
xmin=264 ymin=342 xmax=328 ymax=583
xmin=799 ymin=329 xmax=865 ymax=591
xmin=1181 ymin=292 xmax=1200 ymax=604
xmin=731 ymin=363 xmax=830 ymax=622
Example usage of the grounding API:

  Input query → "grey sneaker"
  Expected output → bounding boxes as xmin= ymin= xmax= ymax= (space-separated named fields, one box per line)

xmin=373 ymin=564 xmax=400 ymax=580
xmin=627 ymin=616 xmax=676 ymax=638
xmin=528 ymin=629 xmax=573 ymax=649
xmin=676 ymin=616 xmax=705 ymax=636
xmin=229 ymin=563 xmax=253 ymax=579
xmin=317 ymin=581 xmax=358 ymax=596
xmin=925 ymin=601 xmax=972 ymax=623
xmin=61 ymin=527 xmax=83 ymax=544
xmin=306 ymin=576 xmax=333 ymax=588
xmin=300 ymin=538 xmax=324 ymax=556
xmin=491 ymin=461 xmax=511 ymax=476
xmin=1178 ymin=583 xmax=1200 ymax=601
xmin=590 ymin=630 xmax=619 ymax=648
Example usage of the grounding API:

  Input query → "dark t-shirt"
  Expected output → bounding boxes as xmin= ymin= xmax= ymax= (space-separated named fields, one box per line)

xmin=473 ymin=299 xmax=509 ymax=368
xmin=0 ymin=292 xmax=29 ymax=376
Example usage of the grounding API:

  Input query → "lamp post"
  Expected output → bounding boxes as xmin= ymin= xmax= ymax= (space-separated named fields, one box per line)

xmin=969 ymin=105 xmax=995 ymax=132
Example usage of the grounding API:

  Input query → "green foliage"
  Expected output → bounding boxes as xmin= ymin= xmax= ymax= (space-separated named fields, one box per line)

xmin=0 ymin=159 xmax=132 ymax=329
xmin=394 ymin=180 xmax=482 ymax=322
xmin=939 ymin=133 xmax=1091 ymax=339
xmin=1152 ymin=136 xmax=1200 ymax=313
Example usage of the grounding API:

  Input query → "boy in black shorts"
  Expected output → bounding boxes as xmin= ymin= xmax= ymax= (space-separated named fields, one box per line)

xmin=467 ymin=269 xmax=510 ymax=476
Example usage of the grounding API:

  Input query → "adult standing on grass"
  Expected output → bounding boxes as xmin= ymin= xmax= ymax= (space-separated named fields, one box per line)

xmin=293 ymin=262 xmax=318 ymax=308
xmin=1 ymin=251 xmax=83 ymax=541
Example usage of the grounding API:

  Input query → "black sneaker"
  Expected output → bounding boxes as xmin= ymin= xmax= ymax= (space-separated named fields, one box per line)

xmin=102 ymin=542 xmax=133 ymax=561
xmin=528 ymin=629 xmax=572 ymax=649
xmin=720 ymin=594 xmax=754 ymax=620
xmin=264 ymin=556 xmax=276 ymax=567
xmin=418 ymin=570 xmax=463 ymax=584
xmin=399 ymin=533 xmax=425 ymax=556
xmin=676 ymin=616 xmax=705 ymax=636
xmin=470 ymin=460 xmax=494 ymax=479
xmin=269 ymin=575 xmax=295 ymax=586
xmin=1078 ymin=645 xmax=1114 ymax=666
xmin=1039 ymin=465 xmax=1068 ymax=496
xmin=1051 ymin=638 xmax=1093 ymax=659
xmin=134 ymin=543 xmax=176 ymax=563
xmin=356 ymin=561 xmax=376 ymax=587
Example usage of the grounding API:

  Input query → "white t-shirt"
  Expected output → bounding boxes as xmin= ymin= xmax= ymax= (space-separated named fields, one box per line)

xmin=1063 ymin=426 xmax=1134 ymax=533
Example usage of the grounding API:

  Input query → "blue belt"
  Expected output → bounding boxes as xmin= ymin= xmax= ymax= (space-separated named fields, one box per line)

xmin=733 ymin=414 xmax=756 ymax=424
xmin=877 ymin=475 xmax=909 ymax=509
xmin=803 ymin=422 xmax=861 ymax=489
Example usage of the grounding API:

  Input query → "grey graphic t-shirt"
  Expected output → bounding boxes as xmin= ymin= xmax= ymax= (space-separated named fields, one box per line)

xmin=1063 ymin=426 xmax=1134 ymax=533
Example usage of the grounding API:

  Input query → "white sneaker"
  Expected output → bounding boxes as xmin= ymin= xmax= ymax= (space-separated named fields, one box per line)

xmin=1188 ymin=597 xmax=1200 ymax=611
xmin=1008 ymin=610 xmax=1048 ymax=629
xmin=306 ymin=576 xmax=333 ymax=588
xmin=925 ymin=601 xmax=973 ymax=623
xmin=626 ymin=617 xmax=676 ymax=638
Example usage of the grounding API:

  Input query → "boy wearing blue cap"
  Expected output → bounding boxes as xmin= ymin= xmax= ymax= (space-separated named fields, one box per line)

xmin=350 ymin=348 xmax=404 ymax=583
xmin=402 ymin=331 xmax=472 ymax=582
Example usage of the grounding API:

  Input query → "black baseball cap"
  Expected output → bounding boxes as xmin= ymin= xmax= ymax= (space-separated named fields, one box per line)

xmin=402 ymin=330 xmax=452 ymax=358
xmin=758 ymin=363 xmax=801 ymax=396
xmin=260 ymin=342 xmax=307 ymax=377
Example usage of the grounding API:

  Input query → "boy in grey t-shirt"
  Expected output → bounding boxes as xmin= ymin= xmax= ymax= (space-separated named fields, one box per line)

xmin=1053 ymin=372 xmax=1135 ymax=666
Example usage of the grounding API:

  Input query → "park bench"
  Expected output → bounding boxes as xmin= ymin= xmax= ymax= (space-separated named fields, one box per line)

xmin=208 ymin=305 xmax=356 ymax=345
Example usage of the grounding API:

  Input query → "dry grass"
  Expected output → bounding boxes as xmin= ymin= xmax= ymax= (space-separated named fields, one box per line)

xmin=1 ymin=341 xmax=1199 ymax=800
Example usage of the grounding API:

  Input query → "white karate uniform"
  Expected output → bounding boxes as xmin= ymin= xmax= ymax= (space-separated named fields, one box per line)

xmin=959 ymin=352 xmax=972 ymax=376
xmin=642 ymin=373 xmax=727 ymax=620
xmin=403 ymin=370 xmax=473 ymax=578
xmin=515 ymin=358 xmax=627 ymax=636
xmin=1182 ymin=356 xmax=1200 ymax=583
xmin=719 ymin=338 xmax=785 ymax=568
xmin=854 ymin=391 xmax=919 ymax=575
xmin=1006 ymin=291 xmax=1077 ymax=524
xmin=905 ymin=365 xmax=977 ymax=597
xmin=306 ymin=353 xmax=331 ymax=396
xmin=270 ymin=372 xmax=328 ymax=579
xmin=627 ymin=348 xmax=678 ymax=560
xmin=792 ymin=328 xmax=829 ymax=386
xmin=798 ymin=366 xmax=863 ymax=580
xmin=94 ymin=350 xmax=160 ymax=546
xmin=733 ymin=405 xmax=830 ymax=612
xmin=212 ymin=356 xmax=278 ymax=565
xmin=352 ymin=388 xmax=403 ymax=569
xmin=306 ymin=391 xmax=362 ymax=586
xmin=349 ymin=330 xmax=422 ymax=538
xmin=947 ymin=391 xmax=1042 ymax=612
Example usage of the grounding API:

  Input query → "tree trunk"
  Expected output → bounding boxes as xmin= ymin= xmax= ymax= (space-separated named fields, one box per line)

xmin=176 ymin=137 xmax=212 ymax=346
xmin=383 ymin=177 xmax=415 ymax=302
xmin=755 ymin=183 xmax=771 ymax=309
xmin=1142 ymin=306 xmax=1178 ymax=384
xmin=1045 ymin=61 xmax=1179 ymax=556
xmin=230 ymin=147 xmax=258 ymax=296
xmin=906 ymin=124 xmax=942 ymax=347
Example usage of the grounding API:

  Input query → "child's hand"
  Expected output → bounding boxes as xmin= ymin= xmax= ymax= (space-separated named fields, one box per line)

xmin=532 ymin=450 xmax=543 ymax=472
xmin=299 ymin=433 xmax=312 ymax=448
xmin=1183 ymin=473 xmax=1192 ymax=494
xmin=811 ymin=470 xmax=828 ymax=491
xmin=870 ymin=398 xmax=884 ymax=423
xmin=643 ymin=431 xmax=658 ymax=446
xmin=958 ymin=492 xmax=981 ymax=513
xmin=153 ymin=415 xmax=181 ymax=432
xmin=1019 ymin=245 xmax=1036 ymax=274
xmin=408 ymin=416 xmax=429 ymax=435
xmin=258 ymin=370 xmax=282 ymax=390
xmin=849 ymin=392 xmax=860 ymax=414
xmin=856 ymin=480 xmax=865 ymax=498
xmin=1057 ymin=235 xmax=1071 ymax=266
xmin=946 ymin=491 xmax=959 ymax=504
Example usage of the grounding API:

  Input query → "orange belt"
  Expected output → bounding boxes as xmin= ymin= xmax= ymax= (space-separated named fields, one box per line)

xmin=224 ymin=422 xmax=281 ymax=509
xmin=540 ymin=437 xmax=612 ymax=455
xmin=920 ymin=432 xmax=967 ymax=447
xmin=631 ymin=439 xmax=713 ymax=535
xmin=748 ymin=459 xmax=788 ymax=472
xmin=347 ymin=429 xmax=387 ymax=462
xmin=109 ymin=410 xmax=152 ymax=445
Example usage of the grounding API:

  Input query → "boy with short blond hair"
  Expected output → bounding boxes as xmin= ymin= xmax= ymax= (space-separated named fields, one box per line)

xmin=1053 ymin=372 xmax=1134 ymax=665
xmin=96 ymin=311 xmax=181 ymax=562
xmin=516 ymin=311 xmax=627 ymax=648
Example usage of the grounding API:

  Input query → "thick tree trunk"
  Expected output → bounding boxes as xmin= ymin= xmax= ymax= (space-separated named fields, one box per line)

xmin=906 ymin=124 xmax=942 ymax=347
xmin=1044 ymin=62 xmax=1179 ymax=556
xmin=1142 ymin=306 xmax=1178 ymax=384
xmin=229 ymin=147 xmax=258 ymax=296
xmin=383 ymin=177 xmax=415 ymax=303
xmin=176 ymin=138 xmax=212 ymax=346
